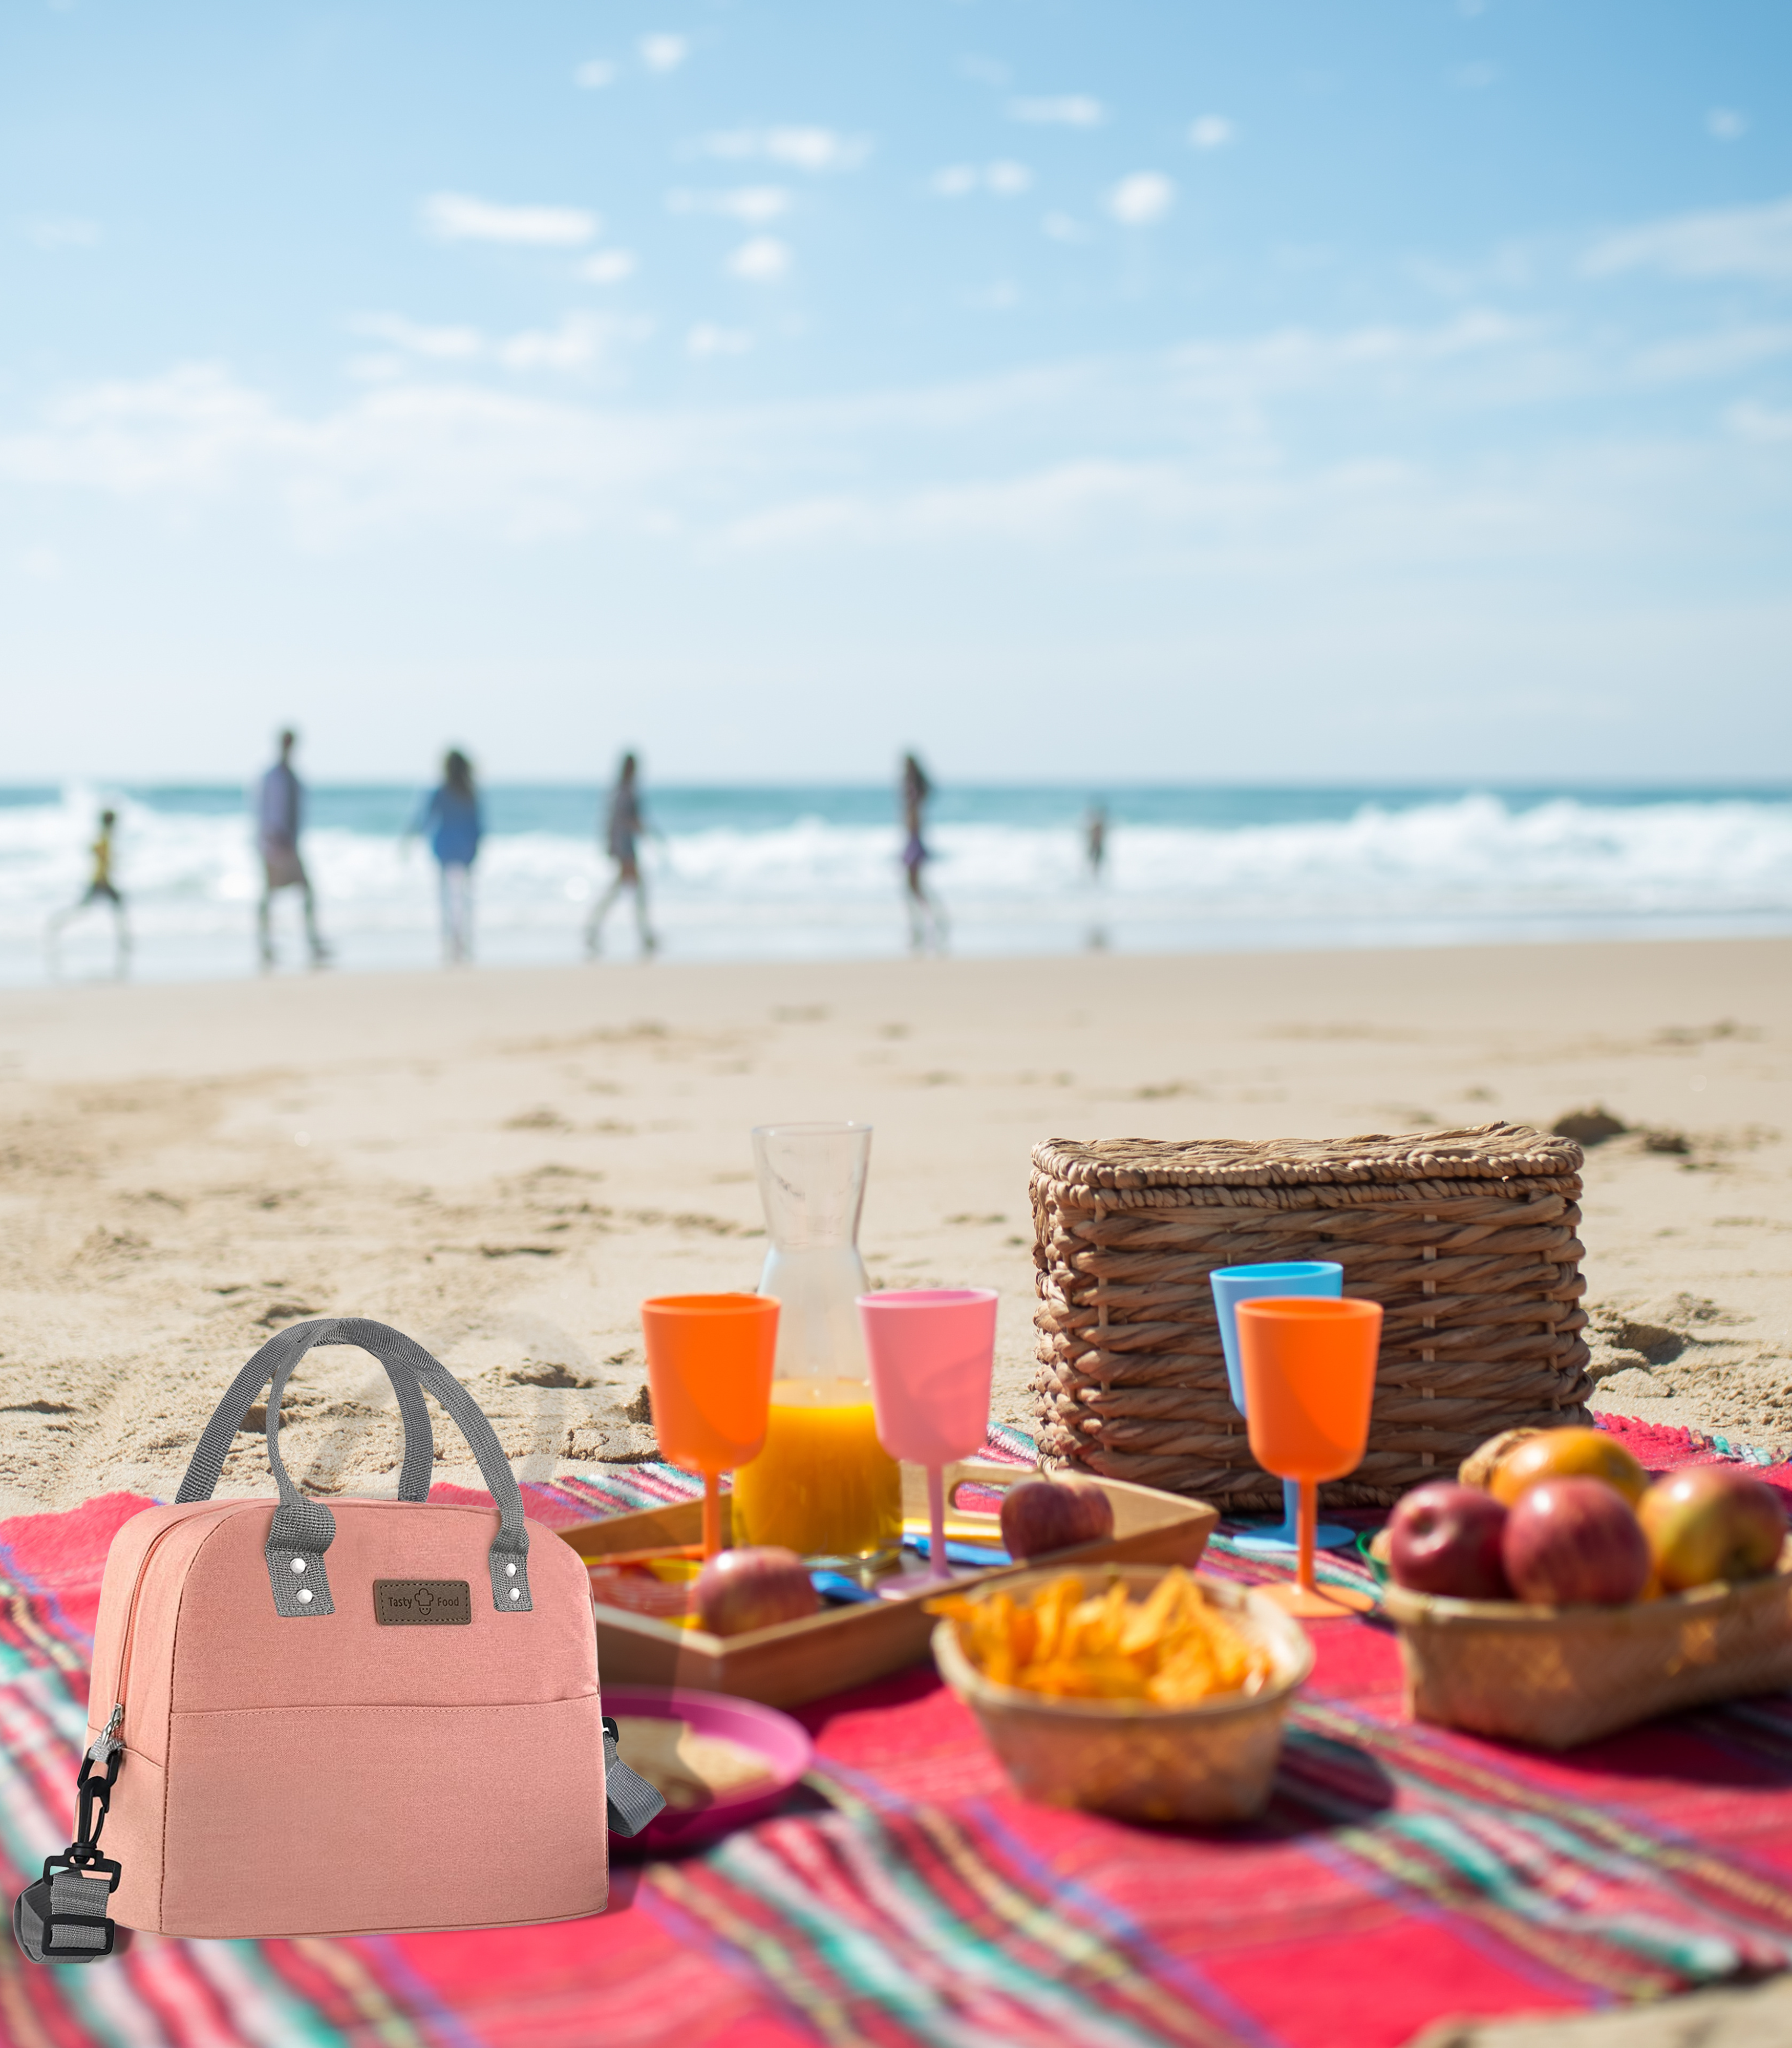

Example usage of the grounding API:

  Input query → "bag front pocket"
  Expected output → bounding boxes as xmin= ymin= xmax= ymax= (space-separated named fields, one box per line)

xmin=160 ymin=1693 xmax=608 ymax=1937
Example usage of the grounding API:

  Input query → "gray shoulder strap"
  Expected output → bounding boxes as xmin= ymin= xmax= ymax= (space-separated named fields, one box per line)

xmin=603 ymin=1718 xmax=669 ymax=1838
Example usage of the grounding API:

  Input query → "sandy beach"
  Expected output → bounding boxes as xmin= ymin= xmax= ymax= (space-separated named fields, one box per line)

xmin=0 ymin=936 xmax=1785 ymax=1519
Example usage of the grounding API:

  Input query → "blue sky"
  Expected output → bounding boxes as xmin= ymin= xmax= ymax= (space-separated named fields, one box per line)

xmin=3 ymin=1 xmax=1789 ymax=783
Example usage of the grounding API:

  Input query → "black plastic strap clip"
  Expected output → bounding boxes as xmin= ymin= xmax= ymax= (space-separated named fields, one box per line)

xmin=12 ymin=1743 xmax=124 ymax=1963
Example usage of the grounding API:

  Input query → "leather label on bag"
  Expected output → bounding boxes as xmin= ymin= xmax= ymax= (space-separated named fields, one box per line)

xmin=373 ymin=1580 xmax=472 ymax=1626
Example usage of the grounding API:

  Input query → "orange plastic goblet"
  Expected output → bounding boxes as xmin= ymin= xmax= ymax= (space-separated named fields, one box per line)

xmin=640 ymin=1293 xmax=780 ymax=1558
xmin=1237 ymin=1297 xmax=1382 ymax=1617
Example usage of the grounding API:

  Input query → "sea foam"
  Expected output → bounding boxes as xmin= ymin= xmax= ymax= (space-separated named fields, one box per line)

xmin=3 ymin=785 xmax=1787 ymax=983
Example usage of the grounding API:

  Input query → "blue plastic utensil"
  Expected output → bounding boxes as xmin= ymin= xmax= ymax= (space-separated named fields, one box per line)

xmin=812 ymin=1570 xmax=879 ymax=1605
xmin=1210 ymin=1261 xmax=1354 ymax=1553
xmin=905 ymin=1534 xmax=1010 ymax=1567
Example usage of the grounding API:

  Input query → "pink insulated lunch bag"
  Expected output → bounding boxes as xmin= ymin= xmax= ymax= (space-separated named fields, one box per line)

xmin=13 ymin=1318 xmax=662 ymax=1958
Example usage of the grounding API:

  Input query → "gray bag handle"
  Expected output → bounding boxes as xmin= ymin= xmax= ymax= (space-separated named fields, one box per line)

xmin=179 ymin=1318 xmax=437 ymax=1506
xmin=176 ymin=1317 xmax=532 ymax=1619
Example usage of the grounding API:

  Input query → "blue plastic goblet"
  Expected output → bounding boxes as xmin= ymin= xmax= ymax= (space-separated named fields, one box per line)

xmin=1210 ymin=1261 xmax=1354 ymax=1553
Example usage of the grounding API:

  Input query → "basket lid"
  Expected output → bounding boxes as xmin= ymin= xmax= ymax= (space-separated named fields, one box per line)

xmin=1032 ymin=1122 xmax=1581 ymax=1192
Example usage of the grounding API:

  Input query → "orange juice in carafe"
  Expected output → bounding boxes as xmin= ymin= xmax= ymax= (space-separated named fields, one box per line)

xmin=731 ymin=1378 xmax=901 ymax=1561
xmin=743 ymin=1122 xmax=897 ymax=1563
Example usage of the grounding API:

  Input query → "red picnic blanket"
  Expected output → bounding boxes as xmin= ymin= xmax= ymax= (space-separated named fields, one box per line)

xmin=4 ymin=1424 xmax=1792 ymax=2048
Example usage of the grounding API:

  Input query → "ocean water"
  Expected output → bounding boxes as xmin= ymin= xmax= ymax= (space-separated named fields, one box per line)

xmin=4 ymin=783 xmax=1790 ymax=985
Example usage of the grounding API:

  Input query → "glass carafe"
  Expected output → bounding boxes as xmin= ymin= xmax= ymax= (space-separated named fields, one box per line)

xmin=730 ymin=1121 xmax=903 ymax=1568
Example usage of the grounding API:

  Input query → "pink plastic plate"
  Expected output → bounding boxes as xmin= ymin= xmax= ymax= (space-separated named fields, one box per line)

xmin=604 ymin=1684 xmax=814 ymax=1853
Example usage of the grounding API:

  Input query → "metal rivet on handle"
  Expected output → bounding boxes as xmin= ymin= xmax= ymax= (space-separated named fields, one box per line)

xmin=506 ymin=1562 xmax=517 ymax=1576
xmin=290 ymin=1558 xmax=306 ymax=1574
xmin=509 ymin=1588 xmax=521 ymax=1601
xmin=297 ymin=1588 xmax=314 ymax=1605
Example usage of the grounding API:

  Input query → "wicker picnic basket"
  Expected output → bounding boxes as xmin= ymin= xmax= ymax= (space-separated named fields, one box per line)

xmin=1031 ymin=1124 xmax=1591 ymax=1511
xmin=1384 ymin=1558 xmax=1792 ymax=1748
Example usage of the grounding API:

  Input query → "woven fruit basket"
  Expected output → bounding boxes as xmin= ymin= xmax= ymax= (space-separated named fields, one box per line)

xmin=1383 ymin=1554 xmax=1792 ymax=1749
xmin=1032 ymin=1125 xmax=1590 ymax=1511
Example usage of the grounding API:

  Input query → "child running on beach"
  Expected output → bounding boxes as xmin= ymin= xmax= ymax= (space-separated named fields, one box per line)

xmin=586 ymin=753 xmax=658 ymax=959
xmin=46 ymin=808 xmax=130 ymax=972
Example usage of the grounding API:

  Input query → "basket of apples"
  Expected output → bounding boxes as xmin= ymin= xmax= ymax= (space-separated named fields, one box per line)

xmin=1378 ymin=1427 xmax=1792 ymax=1748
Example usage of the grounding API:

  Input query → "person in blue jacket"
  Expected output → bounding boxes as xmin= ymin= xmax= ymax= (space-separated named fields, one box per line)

xmin=412 ymin=750 xmax=483 ymax=964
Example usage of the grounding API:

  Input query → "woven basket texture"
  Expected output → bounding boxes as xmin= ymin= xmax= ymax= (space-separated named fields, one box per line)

xmin=1031 ymin=1123 xmax=1591 ymax=1511
xmin=1384 ymin=1561 xmax=1792 ymax=1748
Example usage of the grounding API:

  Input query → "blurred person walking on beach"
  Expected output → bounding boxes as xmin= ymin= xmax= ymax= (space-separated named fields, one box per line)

xmin=586 ymin=752 xmax=657 ymax=958
xmin=255 ymin=730 xmax=329 ymax=970
xmin=411 ymin=749 xmax=483 ymax=965
xmin=1085 ymin=802 xmax=1108 ymax=883
xmin=901 ymin=752 xmax=947 ymax=952
xmin=1083 ymin=800 xmax=1111 ymax=953
xmin=46 ymin=807 xmax=130 ymax=973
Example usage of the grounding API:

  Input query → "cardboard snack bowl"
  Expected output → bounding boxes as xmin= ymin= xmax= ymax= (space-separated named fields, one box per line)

xmin=1383 ymin=1549 xmax=1792 ymax=1750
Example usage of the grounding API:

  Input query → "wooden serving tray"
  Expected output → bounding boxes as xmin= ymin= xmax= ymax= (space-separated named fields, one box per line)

xmin=557 ymin=1460 xmax=1219 ymax=1710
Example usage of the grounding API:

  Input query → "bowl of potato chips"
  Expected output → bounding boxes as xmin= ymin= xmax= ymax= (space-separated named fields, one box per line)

xmin=930 ymin=1565 xmax=1313 ymax=1823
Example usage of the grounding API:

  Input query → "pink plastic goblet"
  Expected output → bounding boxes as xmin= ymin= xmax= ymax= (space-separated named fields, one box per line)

xmin=858 ymin=1288 xmax=998 ymax=1583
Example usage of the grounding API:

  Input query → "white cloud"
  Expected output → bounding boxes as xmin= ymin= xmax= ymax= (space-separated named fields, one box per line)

xmin=422 ymin=192 xmax=598 ymax=247
xmin=1188 ymin=116 xmax=1235 ymax=151
xmin=19 ymin=546 xmax=63 ymax=580
xmin=1584 ymin=195 xmax=1792 ymax=283
xmin=355 ymin=315 xmax=484 ymax=361
xmin=729 ymin=459 xmax=1188 ymax=550
xmin=0 ymin=361 xmax=696 ymax=543
xmin=1010 ymin=95 xmax=1105 ymax=128
xmin=703 ymin=127 xmax=869 ymax=172
xmin=931 ymin=162 xmax=1031 ymax=198
xmin=2 ymin=306 xmax=1766 ymax=566
xmin=1728 ymin=400 xmax=1792 ymax=443
xmin=1043 ymin=212 xmax=1086 ymax=243
xmin=1452 ymin=62 xmax=1498 ymax=90
xmin=27 ymin=217 xmax=101 ymax=249
xmin=351 ymin=311 xmax=644 ymax=374
xmin=575 ymin=59 xmax=615 ymax=88
xmin=1708 ymin=108 xmax=1748 ymax=142
xmin=728 ymin=236 xmax=792 ymax=283
xmin=687 ymin=324 xmax=751 ymax=359
xmin=579 ymin=249 xmax=638 ymax=285
xmin=639 ymin=33 xmax=688 ymax=73
xmin=1109 ymin=173 xmax=1175 ymax=226
xmin=495 ymin=314 xmax=624 ymax=372
xmin=1161 ymin=310 xmax=1530 ymax=402
xmin=669 ymin=186 xmax=791 ymax=223
xmin=1630 ymin=324 xmax=1792 ymax=386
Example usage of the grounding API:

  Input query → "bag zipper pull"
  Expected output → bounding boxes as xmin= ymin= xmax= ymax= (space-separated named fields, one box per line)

xmin=87 ymin=1703 xmax=123 ymax=1764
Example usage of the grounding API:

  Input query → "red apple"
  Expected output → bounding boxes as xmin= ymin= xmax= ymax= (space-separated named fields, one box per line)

xmin=695 ymin=1546 xmax=819 ymax=1636
xmin=999 ymin=1476 xmax=1115 ymax=1559
xmin=1388 ymin=1482 xmax=1511 ymax=1599
xmin=1638 ymin=1468 xmax=1789 ymax=1592
xmin=1501 ymin=1478 xmax=1651 ymax=1607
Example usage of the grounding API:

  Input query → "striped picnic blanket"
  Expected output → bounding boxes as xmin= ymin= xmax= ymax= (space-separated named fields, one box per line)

xmin=4 ymin=1420 xmax=1792 ymax=2047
